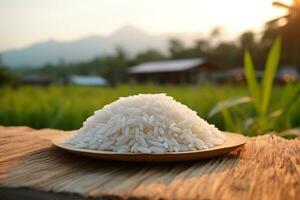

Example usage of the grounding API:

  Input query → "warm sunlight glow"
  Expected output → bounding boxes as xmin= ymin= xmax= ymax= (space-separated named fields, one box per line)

xmin=280 ymin=0 xmax=293 ymax=5
xmin=0 ymin=0 xmax=292 ymax=51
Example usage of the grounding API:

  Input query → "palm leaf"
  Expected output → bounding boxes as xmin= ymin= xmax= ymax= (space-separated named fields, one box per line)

xmin=266 ymin=14 xmax=289 ymax=25
xmin=273 ymin=2 xmax=291 ymax=9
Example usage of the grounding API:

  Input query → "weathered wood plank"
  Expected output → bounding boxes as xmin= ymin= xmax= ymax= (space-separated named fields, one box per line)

xmin=0 ymin=126 xmax=299 ymax=200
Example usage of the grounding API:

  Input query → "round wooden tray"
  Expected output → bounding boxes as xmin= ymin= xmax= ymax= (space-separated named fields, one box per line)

xmin=52 ymin=132 xmax=247 ymax=162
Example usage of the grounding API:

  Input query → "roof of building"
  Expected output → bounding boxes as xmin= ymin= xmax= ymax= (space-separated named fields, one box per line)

xmin=21 ymin=75 xmax=51 ymax=84
xmin=69 ymin=75 xmax=107 ymax=86
xmin=128 ymin=58 xmax=206 ymax=74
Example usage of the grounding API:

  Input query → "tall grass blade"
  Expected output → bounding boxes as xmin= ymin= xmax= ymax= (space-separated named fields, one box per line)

xmin=261 ymin=37 xmax=281 ymax=115
xmin=277 ymin=128 xmax=300 ymax=138
xmin=208 ymin=96 xmax=252 ymax=118
xmin=221 ymin=109 xmax=235 ymax=131
xmin=244 ymin=50 xmax=261 ymax=114
xmin=282 ymin=85 xmax=300 ymax=114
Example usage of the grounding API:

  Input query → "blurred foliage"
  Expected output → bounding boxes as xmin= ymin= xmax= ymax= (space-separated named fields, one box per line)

xmin=264 ymin=0 xmax=300 ymax=68
xmin=2 ymin=1 xmax=300 ymax=86
xmin=134 ymin=49 xmax=167 ymax=64
xmin=1 ymin=84 xmax=299 ymax=134
xmin=6 ymin=29 xmax=277 ymax=85
xmin=8 ymin=15 xmax=300 ymax=85
xmin=1 ymin=1 xmax=300 ymax=136
xmin=0 ymin=55 xmax=16 ymax=86
xmin=98 ymin=47 xmax=129 ymax=85
xmin=209 ymin=37 xmax=300 ymax=136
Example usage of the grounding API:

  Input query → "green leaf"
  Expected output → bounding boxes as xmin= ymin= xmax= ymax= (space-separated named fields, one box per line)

xmin=282 ymin=85 xmax=300 ymax=114
xmin=261 ymin=37 xmax=281 ymax=116
xmin=221 ymin=109 xmax=235 ymax=132
xmin=267 ymin=109 xmax=283 ymax=119
xmin=244 ymin=117 xmax=255 ymax=130
xmin=244 ymin=50 xmax=261 ymax=114
xmin=208 ymin=96 xmax=252 ymax=118
xmin=277 ymin=128 xmax=300 ymax=138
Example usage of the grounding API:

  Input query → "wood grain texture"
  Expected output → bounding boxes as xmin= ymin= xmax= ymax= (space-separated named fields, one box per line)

xmin=0 ymin=125 xmax=299 ymax=200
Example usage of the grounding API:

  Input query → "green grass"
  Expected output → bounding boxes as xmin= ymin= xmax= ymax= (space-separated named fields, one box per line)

xmin=208 ymin=38 xmax=300 ymax=137
xmin=1 ymin=84 xmax=299 ymax=135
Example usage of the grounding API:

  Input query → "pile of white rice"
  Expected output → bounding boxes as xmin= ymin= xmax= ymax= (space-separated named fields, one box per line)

xmin=66 ymin=94 xmax=226 ymax=153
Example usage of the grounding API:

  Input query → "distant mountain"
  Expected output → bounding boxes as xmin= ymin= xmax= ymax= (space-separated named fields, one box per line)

xmin=1 ymin=25 xmax=169 ymax=68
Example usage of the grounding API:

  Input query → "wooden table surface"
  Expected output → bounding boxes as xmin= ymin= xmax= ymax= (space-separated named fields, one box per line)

xmin=0 ymin=126 xmax=299 ymax=200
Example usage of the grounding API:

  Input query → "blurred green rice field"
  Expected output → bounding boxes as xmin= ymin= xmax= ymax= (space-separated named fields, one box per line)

xmin=0 ymin=84 xmax=299 ymax=135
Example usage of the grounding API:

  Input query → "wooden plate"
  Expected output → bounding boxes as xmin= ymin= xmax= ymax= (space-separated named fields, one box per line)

xmin=52 ymin=132 xmax=247 ymax=162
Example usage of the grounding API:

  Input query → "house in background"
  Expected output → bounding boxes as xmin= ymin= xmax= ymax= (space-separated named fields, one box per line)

xmin=212 ymin=67 xmax=264 ymax=84
xmin=21 ymin=75 xmax=52 ymax=86
xmin=128 ymin=58 xmax=220 ymax=84
xmin=68 ymin=75 xmax=108 ymax=86
xmin=212 ymin=66 xmax=299 ymax=84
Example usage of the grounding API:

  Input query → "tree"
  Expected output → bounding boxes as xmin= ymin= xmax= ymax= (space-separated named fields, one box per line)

xmin=209 ymin=27 xmax=223 ymax=47
xmin=264 ymin=0 xmax=300 ymax=68
xmin=0 ymin=55 xmax=15 ymax=85
xmin=239 ymin=31 xmax=255 ymax=50
xmin=210 ymin=27 xmax=222 ymax=38
xmin=210 ymin=42 xmax=240 ymax=68
xmin=237 ymin=31 xmax=267 ymax=68
xmin=99 ymin=46 xmax=129 ymax=85
xmin=168 ymin=39 xmax=186 ymax=59
xmin=134 ymin=49 xmax=166 ymax=64
xmin=194 ymin=39 xmax=210 ymax=55
xmin=168 ymin=38 xmax=207 ymax=59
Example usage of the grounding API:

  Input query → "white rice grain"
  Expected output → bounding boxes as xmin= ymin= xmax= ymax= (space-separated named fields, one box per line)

xmin=66 ymin=94 xmax=226 ymax=153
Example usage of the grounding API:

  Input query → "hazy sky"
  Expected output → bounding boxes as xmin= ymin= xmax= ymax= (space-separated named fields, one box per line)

xmin=0 ymin=0 xmax=290 ymax=51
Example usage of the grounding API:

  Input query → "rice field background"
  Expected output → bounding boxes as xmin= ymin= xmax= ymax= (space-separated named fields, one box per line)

xmin=1 ymin=84 xmax=299 ymax=136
